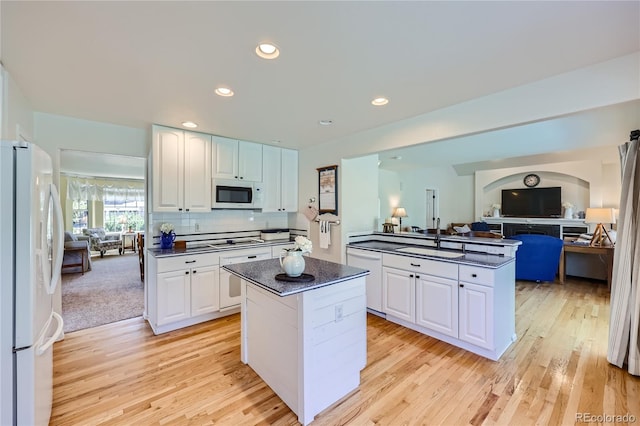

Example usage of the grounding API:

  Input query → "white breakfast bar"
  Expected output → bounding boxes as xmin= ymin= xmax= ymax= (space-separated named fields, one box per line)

xmin=223 ymin=257 xmax=369 ymax=426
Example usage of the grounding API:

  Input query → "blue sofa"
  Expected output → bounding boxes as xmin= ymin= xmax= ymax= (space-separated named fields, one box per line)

xmin=511 ymin=234 xmax=564 ymax=282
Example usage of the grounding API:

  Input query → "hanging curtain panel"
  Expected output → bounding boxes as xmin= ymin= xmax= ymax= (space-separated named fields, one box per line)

xmin=66 ymin=176 xmax=144 ymax=203
xmin=608 ymin=137 xmax=640 ymax=376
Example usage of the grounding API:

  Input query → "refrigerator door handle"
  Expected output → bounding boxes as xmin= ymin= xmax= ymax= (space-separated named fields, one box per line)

xmin=47 ymin=183 xmax=65 ymax=295
xmin=36 ymin=312 xmax=64 ymax=356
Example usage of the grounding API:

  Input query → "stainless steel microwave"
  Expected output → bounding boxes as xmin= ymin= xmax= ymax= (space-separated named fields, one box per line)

xmin=212 ymin=179 xmax=263 ymax=209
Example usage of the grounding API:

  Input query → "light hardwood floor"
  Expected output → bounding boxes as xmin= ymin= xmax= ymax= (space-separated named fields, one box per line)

xmin=52 ymin=279 xmax=640 ymax=425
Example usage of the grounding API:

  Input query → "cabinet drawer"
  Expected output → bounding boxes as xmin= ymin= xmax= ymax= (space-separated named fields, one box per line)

xmin=271 ymin=243 xmax=296 ymax=258
xmin=220 ymin=247 xmax=271 ymax=265
xmin=459 ymin=265 xmax=495 ymax=286
xmin=382 ymin=254 xmax=457 ymax=279
xmin=157 ymin=252 xmax=220 ymax=273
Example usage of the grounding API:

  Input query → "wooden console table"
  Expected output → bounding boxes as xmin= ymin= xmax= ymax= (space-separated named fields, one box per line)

xmin=559 ymin=243 xmax=614 ymax=290
xmin=62 ymin=242 xmax=88 ymax=275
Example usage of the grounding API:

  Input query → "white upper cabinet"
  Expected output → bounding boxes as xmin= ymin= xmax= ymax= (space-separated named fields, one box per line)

xmin=238 ymin=140 xmax=263 ymax=182
xmin=280 ymin=148 xmax=298 ymax=211
xmin=152 ymin=126 xmax=184 ymax=212
xmin=211 ymin=136 xmax=238 ymax=179
xmin=212 ymin=136 xmax=263 ymax=182
xmin=152 ymin=126 xmax=211 ymax=212
xmin=184 ymin=131 xmax=212 ymax=212
xmin=262 ymin=145 xmax=298 ymax=212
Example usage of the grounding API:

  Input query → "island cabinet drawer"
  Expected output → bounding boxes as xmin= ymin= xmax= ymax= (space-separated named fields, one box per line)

xmin=382 ymin=253 xmax=458 ymax=279
xmin=459 ymin=265 xmax=495 ymax=286
xmin=157 ymin=252 xmax=220 ymax=273
xmin=271 ymin=243 xmax=295 ymax=258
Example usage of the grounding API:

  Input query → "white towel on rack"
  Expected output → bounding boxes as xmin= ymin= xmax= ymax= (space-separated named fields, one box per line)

xmin=319 ymin=220 xmax=331 ymax=249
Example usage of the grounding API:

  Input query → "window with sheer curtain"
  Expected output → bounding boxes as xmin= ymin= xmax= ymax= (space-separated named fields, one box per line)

xmin=66 ymin=176 xmax=145 ymax=233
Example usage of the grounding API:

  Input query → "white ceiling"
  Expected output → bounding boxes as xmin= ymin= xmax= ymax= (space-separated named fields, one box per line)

xmin=2 ymin=1 xmax=639 ymax=170
xmin=60 ymin=150 xmax=145 ymax=180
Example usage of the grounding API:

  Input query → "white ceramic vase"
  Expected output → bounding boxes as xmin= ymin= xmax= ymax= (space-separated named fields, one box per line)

xmin=564 ymin=207 xmax=573 ymax=219
xmin=492 ymin=208 xmax=500 ymax=218
xmin=280 ymin=250 xmax=305 ymax=277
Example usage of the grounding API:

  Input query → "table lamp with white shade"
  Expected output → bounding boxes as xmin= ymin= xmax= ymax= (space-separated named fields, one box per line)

xmin=392 ymin=207 xmax=408 ymax=232
xmin=585 ymin=207 xmax=616 ymax=247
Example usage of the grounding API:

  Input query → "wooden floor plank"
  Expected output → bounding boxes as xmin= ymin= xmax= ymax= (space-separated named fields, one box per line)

xmin=52 ymin=279 xmax=640 ymax=425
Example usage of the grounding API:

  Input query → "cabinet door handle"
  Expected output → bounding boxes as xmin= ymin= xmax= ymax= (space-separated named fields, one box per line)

xmin=178 ymin=208 xmax=183 ymax=211
xmin=186 ymin=208 xmax=189 ymax=212
xmin=410 ymin=263 xmax=421 ymax=267
xmin=185 ymin=260 xmax=196 ymax=264
xmin=185 ymin=271 xmax=189 ymax=275
xmin=416 ymin=275 xmax=420 ymax=279
xmin=409 ymin=274 xmax=414 ymax=278
xmin=192 ymin=270 xmax=197 ymax=274
xmin=248 ymin=255 xmax=257 ymax=259
xmin=471 ymin=273 xmax=477 ymax=278
xmin=459 ymin=284 xmax=464 ymax=287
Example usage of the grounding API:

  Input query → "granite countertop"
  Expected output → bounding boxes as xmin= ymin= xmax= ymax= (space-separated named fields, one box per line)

xmin=347 ymin=240 xmax=515 ymax=268
xmin=223 ymin=257 xmax=369 ymax=297
xmin=149 ymin=239 xmax=294 ymax=258
xmin=370 ymin=231 xmax=523 ymax=246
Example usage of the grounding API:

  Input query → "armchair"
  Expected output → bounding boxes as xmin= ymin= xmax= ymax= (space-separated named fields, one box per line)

xmin=511 ymin=234 xmax=563 ymax=282
xmin=62 ymin=231 xmax=91 ymax=274
xmin=83 ymin=227 xmax=123 ymax=257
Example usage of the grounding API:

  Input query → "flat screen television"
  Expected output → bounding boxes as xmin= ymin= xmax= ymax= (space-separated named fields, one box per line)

xmin=501 ymin=187 xmax=562 ymax=217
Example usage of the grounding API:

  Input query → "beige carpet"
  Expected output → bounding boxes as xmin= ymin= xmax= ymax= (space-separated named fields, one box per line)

xmin=61 ymin=252 xmax=144 ymax=333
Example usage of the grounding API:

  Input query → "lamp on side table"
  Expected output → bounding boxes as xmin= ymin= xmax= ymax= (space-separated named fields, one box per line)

xmin=392 ymin=207 xmax=408 ymax=232
xmin=585 ymin=208 xmax=616 ymax=247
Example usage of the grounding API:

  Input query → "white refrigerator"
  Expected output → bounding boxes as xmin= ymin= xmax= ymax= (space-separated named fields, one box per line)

xmin=0 ymin=141 xmax=65 ymax=426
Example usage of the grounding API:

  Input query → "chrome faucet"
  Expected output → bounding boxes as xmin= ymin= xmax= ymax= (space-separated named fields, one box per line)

xmin=435 ymin=218 xmax=441 ymax=249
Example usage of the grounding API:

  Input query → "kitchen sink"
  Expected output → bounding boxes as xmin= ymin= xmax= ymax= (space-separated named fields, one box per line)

xmin=395 ymin=247 xmax=464 ymax=258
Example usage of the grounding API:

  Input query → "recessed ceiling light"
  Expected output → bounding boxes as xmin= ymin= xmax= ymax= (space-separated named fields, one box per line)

xmin=182 ymin=121 xmax=198 ymax=128
xmin=256 ymin=42 xmax=280 ymax=59
xmin=318 ymin=120 xmax=333 ymax=126
xmin=215 ymin=87 xmax=234 ymax=97
xmin=371 ymin=97 xmax=389 ymax=106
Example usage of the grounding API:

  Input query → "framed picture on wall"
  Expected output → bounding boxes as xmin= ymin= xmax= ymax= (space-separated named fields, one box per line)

xmin=317 ymin=165 xmax=338 ymax=215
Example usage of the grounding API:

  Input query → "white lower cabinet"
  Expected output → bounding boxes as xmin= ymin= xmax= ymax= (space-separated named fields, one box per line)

xmin=382 ymin=267 xmax=414 ymax=322
xmin=156 ymin=265 xmax=220 ymax=325
xmin=458 ymin=281 xmax=493 ymax=350
xmin=381 ymin=252 xmax=515 ymax=360
xmin=416 ymin=274 xmax=458 ymax=338
xmin=148 ymin=252 xmax=223 ymax=334
xmin=190 ymin=266 xmax=220 ymax=316
xmin=156 ymin=270 xmax=191 ymax=325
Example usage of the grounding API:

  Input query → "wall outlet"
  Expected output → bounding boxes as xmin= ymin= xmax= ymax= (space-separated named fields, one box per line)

xmin=194 ymin=223 xmax=200 ymax=232
xmin=335 ymin=304 xmax=343 ymax=322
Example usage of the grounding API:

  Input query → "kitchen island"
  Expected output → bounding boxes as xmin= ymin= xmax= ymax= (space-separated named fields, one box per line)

xmin=223 ymin=257 xmax=369 ymax=426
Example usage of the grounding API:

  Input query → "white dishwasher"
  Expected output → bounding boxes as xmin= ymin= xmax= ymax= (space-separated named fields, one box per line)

xmin=219 ymin=248 xmax=271 ymax=309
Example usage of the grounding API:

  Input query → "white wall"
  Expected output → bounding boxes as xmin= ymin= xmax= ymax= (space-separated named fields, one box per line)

xmin=378 ymin=169 xmax=401 ymax=227
xmin=34 ymin=113 xmax=148 ymax=186
xmin=379 ymin=166 xmax=475 ymax=231
xmin=2 ymin=68 xmax=33 ymax=141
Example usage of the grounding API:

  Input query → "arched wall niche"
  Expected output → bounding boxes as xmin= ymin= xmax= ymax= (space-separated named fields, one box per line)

xmin=481 ymin=171 xmax=589 ymax=218
xmin=474 ymin=159 xmax=611 ymax=220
